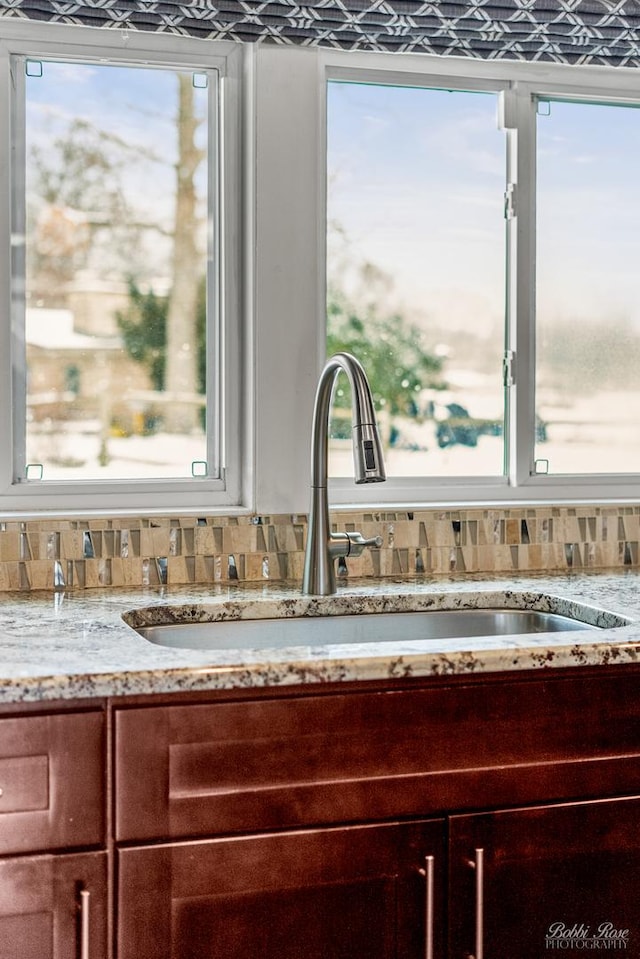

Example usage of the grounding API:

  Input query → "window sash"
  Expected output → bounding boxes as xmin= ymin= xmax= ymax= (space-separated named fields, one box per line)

xmin=326 ymin=70 xmax=507 ymax=484
xmin=0 ymin=21 xmax=244 ymax=515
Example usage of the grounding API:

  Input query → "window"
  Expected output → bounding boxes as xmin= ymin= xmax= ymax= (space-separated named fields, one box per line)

xmin=0 ymin=23 xmax=242 ymax=513
xmin=317 ymin=57 xmax=640 ymax=505
xmin=326 ymin=80 xmax=506 ymax=481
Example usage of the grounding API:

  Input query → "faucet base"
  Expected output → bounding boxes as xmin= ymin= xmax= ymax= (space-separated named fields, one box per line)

xmin=302 ymin=485 xmax=335 ymax=596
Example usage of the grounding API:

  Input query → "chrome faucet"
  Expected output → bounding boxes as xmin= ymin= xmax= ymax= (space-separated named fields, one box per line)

xmin=302 ymin=352 xmax=386 ymax=595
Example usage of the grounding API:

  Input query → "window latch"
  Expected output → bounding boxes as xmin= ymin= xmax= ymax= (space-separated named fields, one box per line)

xmin=503 ymin=350 xmax=516 ymax=387
xmin=504 ymin=183 xmax=517 ymax=220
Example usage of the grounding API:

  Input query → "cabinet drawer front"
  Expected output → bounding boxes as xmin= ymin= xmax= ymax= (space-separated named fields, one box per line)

xmin=0 ymin=850 xmax=108 ymax=959
xmin=115 ymin=673 xmax=640 ymax=841
xmin=0 ymin=711 xmax=104 ymax=854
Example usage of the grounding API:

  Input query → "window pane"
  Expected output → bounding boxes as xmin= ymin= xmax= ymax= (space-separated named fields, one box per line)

xmin=536 ymin=99 xmax=640 ymax=474
xmin=21 ymin=60 xmax=212 ymax=481
xmin=326 ymin=81 xmax=506 ymax=479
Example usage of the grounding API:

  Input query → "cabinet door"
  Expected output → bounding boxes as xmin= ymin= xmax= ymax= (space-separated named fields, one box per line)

xmin=118 ymin=820 xmax=443 ymax=959
xmin=0 ymin=850 xmax=108 ymax=959
xmin=449 ymin=796 xmax=640 ymax=959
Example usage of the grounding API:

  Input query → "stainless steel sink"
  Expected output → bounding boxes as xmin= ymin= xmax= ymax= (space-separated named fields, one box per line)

xmin=127 ymin=606 xmax=613 ymax=651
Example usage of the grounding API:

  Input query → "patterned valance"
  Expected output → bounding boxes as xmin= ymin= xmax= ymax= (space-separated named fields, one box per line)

xmin=1 ymin=0 xmax=640 ymax=66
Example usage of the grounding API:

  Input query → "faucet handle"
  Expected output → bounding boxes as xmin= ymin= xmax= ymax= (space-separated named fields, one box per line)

xmin=345 ymin=531 xmax=383 ymax=556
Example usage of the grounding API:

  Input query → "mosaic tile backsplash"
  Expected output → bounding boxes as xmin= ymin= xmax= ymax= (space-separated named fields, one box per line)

xmin=1 ymin=505 xmax=640 ymax=592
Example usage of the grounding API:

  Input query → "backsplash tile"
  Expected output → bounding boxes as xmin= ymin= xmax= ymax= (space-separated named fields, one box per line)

xmin=2 ymin=505 xmax=640 ymax=592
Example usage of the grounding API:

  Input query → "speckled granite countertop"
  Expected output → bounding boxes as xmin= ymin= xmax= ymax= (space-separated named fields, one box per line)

xmin=0 ymin=569 xmax=639 ymax=703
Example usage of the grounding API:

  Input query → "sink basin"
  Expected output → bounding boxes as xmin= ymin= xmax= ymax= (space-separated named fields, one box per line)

xmin=125 ymin=600 xmax=624 ymax=651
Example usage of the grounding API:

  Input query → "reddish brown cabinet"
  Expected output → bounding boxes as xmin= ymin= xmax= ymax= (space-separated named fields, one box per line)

xmin=449 ymin=796 xmax=640 ymax=959
xmin=1 ymin=665 xmax=639 ymax=958
xmin=113 ymin=668 xmax=640 ymax=958
xmin=117 ymin=820 xmax=444 ymax=959
xmin=0 ymin=706 xmax=107 ymax=959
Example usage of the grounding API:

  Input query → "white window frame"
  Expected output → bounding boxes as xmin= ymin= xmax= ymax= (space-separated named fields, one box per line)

xmin=252 ymin=44 xmax=640 ymax=514
xmin=2 ymin=29 xmax=640 ymax=518
xmin=0 ymin=20 xmax=247 ymax=517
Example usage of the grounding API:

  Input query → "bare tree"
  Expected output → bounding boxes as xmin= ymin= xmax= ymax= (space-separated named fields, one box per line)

xmin=163 ymin=75 xmax=205 ymax=433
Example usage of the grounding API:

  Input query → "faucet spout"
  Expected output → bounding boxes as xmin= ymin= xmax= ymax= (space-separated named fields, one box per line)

xmin=302 ymin=352 xmax=386 ymax=596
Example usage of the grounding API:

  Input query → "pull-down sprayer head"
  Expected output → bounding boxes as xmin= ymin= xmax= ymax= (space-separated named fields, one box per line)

xmin=309 ymin=351 xmax=386 ymax=490
xmin=352 ymin=422 xmax=386 ymax=484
